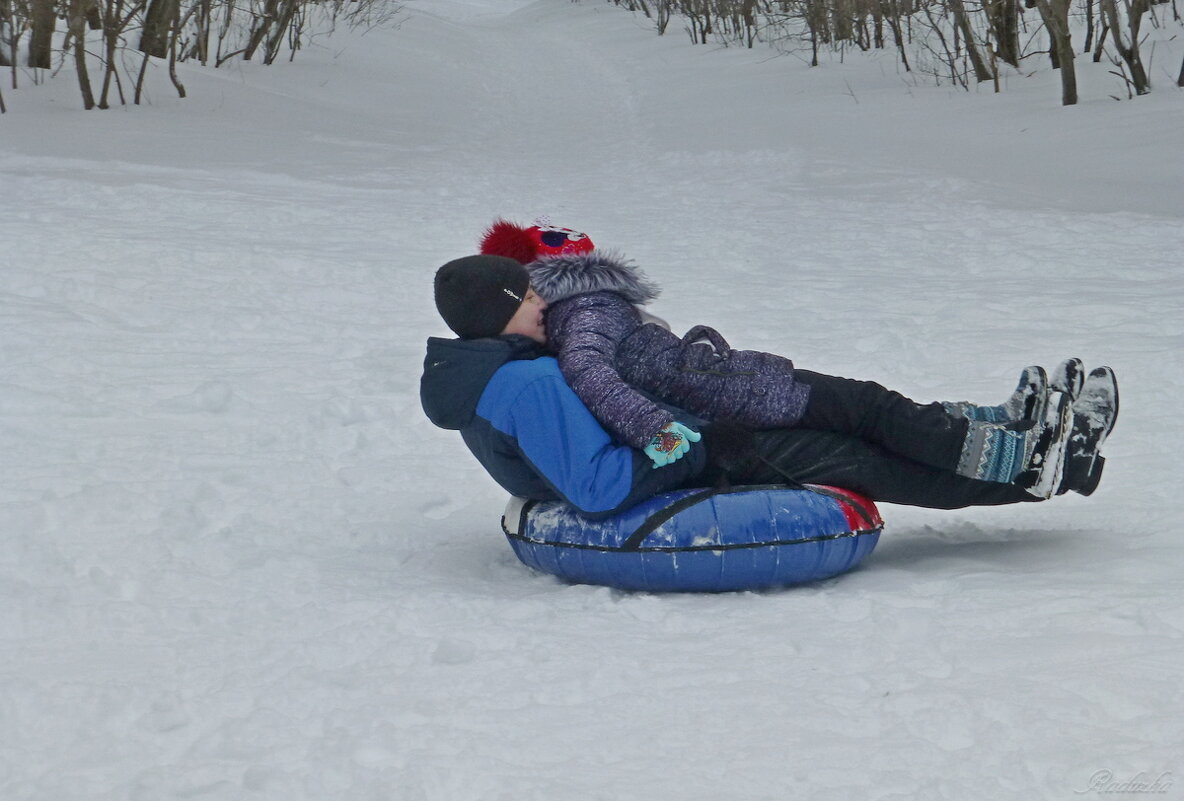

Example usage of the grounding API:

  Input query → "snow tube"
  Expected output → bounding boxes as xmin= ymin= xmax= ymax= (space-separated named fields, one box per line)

xmin=501 ymin=484 xmax=883 ymax=593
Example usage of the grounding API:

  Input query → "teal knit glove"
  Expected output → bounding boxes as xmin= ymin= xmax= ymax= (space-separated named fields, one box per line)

xmin=643 ymin=422 xmax=702 ymax=469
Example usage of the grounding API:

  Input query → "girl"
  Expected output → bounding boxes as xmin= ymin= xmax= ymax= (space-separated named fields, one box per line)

xmin=479 ymin=219 xmax=1115 ymax=498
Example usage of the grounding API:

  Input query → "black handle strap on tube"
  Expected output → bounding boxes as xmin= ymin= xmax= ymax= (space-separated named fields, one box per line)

xmin=620 ymin=484 xmax=730 ymax=551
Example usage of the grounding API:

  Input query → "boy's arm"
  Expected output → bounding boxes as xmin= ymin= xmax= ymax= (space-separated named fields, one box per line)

xmin=481 ymin=361 xmax=704 ymax=519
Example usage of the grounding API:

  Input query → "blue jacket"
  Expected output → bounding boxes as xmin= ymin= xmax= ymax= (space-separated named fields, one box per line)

xmin=420 ymin=335 xmax=707 ymax=519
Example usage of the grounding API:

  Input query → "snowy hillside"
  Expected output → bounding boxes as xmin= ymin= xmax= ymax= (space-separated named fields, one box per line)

xmin=2 ymin=0 xmax=1183 ymax=798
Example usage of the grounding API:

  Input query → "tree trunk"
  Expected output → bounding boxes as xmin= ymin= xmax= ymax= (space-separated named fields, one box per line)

xmin=1083 ymin=0 xmax=1096 ymax=51
xmin=803 ymin=0 xmax=824 ymax=65
xmin=194 ymin=0 xmax=211 ymax=63
xmin=262 ymin=0 xmax=297 ymax=64
xmin=988 ymin=0 xmax=1021 ymax=66
xmin=1101 ymin=0 xmax=1151 ymax=94
xmin=950 ymin=0 xmax=995 ymax=82
xmin=134 ymin=49 xmax=150 ymax=103
xmin=1034 ymin=0 xmax=1077 ymax=104
xmin=98 ymin=0 xmax=127 ymax=108
xmin=29 ymin=0 xmax=56 ymax=68
xmin=140 ymin=0 xmax=178 ymax=57
xmin=215 ymin=0 xmax=239 ymax=62
xmin=1093 ymin=22 xmax=1109 ymax=60
xmin=68 ymin=0 xmax=96 ymax=108
xmin=0 ymin=0 xmax=10 ymax=67
xmin=741 ymin=0 xmax=756 ymax=47
xmin=832 ymin=0 xmax=854 ymax=42
xmin=243 ymin=0 xmax=279 ymax=60
xmin=168 ymin=28 xmax=186 ymax=97
xmin=882 ymin=0 xmax=910 ymax=70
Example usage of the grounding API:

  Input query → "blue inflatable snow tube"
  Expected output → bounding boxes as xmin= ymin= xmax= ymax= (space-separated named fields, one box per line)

xmin=501 ymin=484 xmax=883 ymax=593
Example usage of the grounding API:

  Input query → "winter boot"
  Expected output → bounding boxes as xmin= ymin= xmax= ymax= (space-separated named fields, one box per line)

xmin=1050 ymin=357 xmax=1084 ymax=401
xmin=956 ymin=391 xmax=1070 ymax=496
xmin=943 ymin=365 xmax=1048 ymax=423
xmin=1057 ymin=367 xmax=1119 ymax=496
xmin=1014 ymin=391 xmax=1075 ymax=498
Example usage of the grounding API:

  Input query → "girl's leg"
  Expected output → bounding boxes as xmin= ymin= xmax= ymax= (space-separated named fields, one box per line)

xmin=788 ymin=370 xmax=1071 ymax=496
xmin=943 ymin=364 xmax=1049 ymax=422
xmin=793 ymin=370 xmax=968 ymax=471
xmin=723 ymin=426 xmax=1039 ymax=510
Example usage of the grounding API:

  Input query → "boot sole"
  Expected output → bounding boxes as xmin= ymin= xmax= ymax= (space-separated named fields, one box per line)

xmin=1018 ymin=392 xmax=1072 ymax=499
xmin=1058 ymin=367 xmax=1118 ymax=495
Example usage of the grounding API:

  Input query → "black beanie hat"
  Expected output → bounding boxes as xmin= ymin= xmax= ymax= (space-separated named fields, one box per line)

xmin=434 ymin=255 xmax=531 ymax=339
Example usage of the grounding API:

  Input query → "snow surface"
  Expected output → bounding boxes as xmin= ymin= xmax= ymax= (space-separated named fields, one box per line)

xmin=2 ymin=1 xmax=1184 ymax=798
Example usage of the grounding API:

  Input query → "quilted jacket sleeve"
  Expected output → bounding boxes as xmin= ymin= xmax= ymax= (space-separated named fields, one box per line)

xmin=549 ymin=293 xmax=674 ymax=450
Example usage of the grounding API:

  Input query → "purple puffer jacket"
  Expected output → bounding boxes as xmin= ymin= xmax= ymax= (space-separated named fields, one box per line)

xmin=529 ymin=251 xmax=811 ymax=450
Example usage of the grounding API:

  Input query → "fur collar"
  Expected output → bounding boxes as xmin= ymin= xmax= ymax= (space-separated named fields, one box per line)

xmin=527 ymin=250 xmax=661 ymax=306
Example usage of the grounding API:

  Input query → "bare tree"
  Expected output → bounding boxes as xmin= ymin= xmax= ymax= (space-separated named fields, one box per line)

xmin=610 ymin=0 xmax=1183 ymax=104
xmin=99 ymin=0 xmax=147 ymax=107
xmin=948 ymin=0 xmax=995 ymax=82
xmin=921 ymin=1 xmax=967 ymax=86
xmin=881 ymin=0 xmax=912 ymax=71
xmin=141 ymin=0 xmax=180 ymax=57
xmin=987 ymin=0 xmax=1021 ymax=66
xmin=262 ymin=0 xmax=301 ymax=64
xmin=243 ymin=0 xmax=280 ymax=60
xmin=1083 ymin=0 xmax=1098 ymax=50
xmin=0 ymin=0 xmax=12 ymax=68
xmin=29 ymin=0 xmax=57 ymax=68
xmin=66 ymin=0 xmax=96 ymax=108
xmin=1100 ymin=0 xmax=1151 ymax=93
xmin=8 ymin=0 xmax=1179 ymax=111
xmin=1031 ymin=0 xmax=1078 ymax=103
xmin=684 ymin=0 xmax=714 ymax=42
xmin=803 ymin=0 xmax=828 ymax=64
xmin=655 ymin=0 xmax=672 ymax=34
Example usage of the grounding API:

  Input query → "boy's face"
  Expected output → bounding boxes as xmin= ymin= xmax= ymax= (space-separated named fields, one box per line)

xmin=500 ymin=288 xmax=547 ymax=344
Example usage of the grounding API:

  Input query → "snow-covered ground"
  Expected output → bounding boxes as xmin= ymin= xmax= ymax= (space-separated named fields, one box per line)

xmin=2 ymin=1 xmax=1183 ymax=798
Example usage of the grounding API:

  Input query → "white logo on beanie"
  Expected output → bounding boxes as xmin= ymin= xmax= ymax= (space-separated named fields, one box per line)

xmin=503 ymin=287 xmax=523 ymax=303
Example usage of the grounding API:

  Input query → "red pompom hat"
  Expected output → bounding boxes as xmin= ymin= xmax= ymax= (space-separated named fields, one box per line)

xmin=480 ymin=217 xmax=595 ymax=264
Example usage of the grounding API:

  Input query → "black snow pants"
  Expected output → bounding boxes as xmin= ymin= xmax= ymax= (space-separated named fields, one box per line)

xmin=701 ymin=370 xmax=1039 ymax=509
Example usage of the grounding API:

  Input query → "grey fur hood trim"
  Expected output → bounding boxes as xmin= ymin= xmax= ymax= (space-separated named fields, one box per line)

xmin=527 ymin=250 xmax=661 ymax=306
